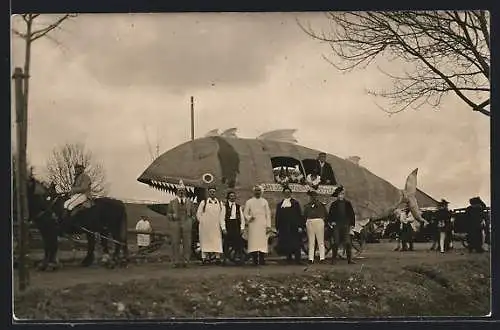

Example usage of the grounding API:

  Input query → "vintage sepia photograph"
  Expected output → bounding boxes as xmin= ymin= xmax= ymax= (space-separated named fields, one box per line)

xmin=11 ymin=11 xmax=490 ymax=320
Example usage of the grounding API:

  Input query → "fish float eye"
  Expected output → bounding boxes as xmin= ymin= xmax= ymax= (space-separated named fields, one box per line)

xmin=202 ymin=173 xmax=214 ymax=184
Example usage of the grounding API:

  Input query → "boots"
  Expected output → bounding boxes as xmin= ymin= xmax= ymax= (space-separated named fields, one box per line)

xmin=258 ymin=252 xmax=266 ymax=265
xmin=251 ymin=252 xmax=259 ymax=266
xmin=346 ymin=247 xmax=355 ymax=264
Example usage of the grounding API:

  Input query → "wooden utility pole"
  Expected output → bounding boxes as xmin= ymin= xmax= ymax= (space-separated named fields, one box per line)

xmin=13 ymin=67 xmax=30 ymax=291
xmin=190 ymin=96 xmax=195 ymax=141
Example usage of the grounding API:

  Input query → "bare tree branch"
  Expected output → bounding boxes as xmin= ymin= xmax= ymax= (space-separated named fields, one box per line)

xmin=11 ymin=29 xmax=26 ymax=39
xmin=30 ymin=14 xmax=76 ymax=42
xmin=45 ymin=143 xmax=108 ymax=197
xmin=299 ymin=11 xmax=490 ymax=116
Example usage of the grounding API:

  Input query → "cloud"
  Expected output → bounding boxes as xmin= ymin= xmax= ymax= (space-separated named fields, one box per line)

xmin=11 ymin=12 xmax=490 ymax=208
xmin=30 ymin=13 xmax=304 ymax=92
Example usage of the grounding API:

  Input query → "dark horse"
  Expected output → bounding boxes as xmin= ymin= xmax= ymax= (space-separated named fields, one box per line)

xmin=27 ymin=176 xmax=129 ymax=270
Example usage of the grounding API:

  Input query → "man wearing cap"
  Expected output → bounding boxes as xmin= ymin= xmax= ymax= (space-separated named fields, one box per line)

xmin=243 ymin=185 xmax=272 ymax=266
xmin=167 ymin=181 xmax=196 ymax=267
xmin=196 ymin=186 xmax=224 ymax=264
xmin=220 ymin=190 xmax=246 ymax=264
xmin=314 ymin=152 xmax=337 ymax=185
xmin=434 ymin=199 xmax=452 ymax=253
xmin=303 ymin=189 xmax=328 ymax=264
xmin=63 ymin=164 xmax=92 ymax=217
xmin=327 ymin=186 xmax=356 ymax=264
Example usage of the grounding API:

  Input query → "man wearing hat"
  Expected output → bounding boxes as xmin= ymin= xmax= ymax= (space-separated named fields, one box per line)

xmin=63 ymin=163 xmax=92 ymax=218
xmin=314 ymin=152 xmax=337 ymax=185
xmin=167 ymin=181 xmax=196 ymax=267
xmin=196 ymin=186 xmax=224 ymax=265
xmin=243 ymin=185 xmax=272 ymax=266
xmin=465 ymin=197 xmax=487 ymax=253
xmin=303 ymin=189 xmax=328 ymax=264
xmin=327 ymin=186 xmax=356 ymax=264
xmin=434 ymin=199 xmax=452 ymax=253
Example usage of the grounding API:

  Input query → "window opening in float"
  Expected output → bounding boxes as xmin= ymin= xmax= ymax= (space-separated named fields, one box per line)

xmin=270 ymin=156 xmax=306 ymax=185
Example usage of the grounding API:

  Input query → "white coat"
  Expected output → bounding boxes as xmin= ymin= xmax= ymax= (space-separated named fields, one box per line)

xmin=243 ymin=197 xmax=272 ymax=253
xmin=135 ymin=219 xmax=152 ymax=247
xmin=196 ymin=198 xmax=224 ymax=253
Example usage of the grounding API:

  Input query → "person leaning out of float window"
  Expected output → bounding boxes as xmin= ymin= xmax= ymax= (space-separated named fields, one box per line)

xmin=289 ymin=165 xmax=305 ymax=184
xmin=306 ymin=168 xmax=321 ymax=190
xmin=315 ymin=152 xmax=337 ymax=185
xmin=275 ymin=167 xmax=291 ymax=186
xmin=303 ymin=189 xmax=328 ymax=264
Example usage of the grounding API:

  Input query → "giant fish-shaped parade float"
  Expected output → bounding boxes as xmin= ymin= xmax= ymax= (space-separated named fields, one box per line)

xmin=137 ymin=129 xmax=429 ymax=235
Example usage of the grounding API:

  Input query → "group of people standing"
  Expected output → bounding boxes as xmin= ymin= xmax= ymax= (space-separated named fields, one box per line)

xmin=165 ymin=180 xmax=358 ymax=268
xmin=392 ymin=197 xmax=489 ymax=254
xmin=166 ymin=182 xmax=273 ymax=267
xmin=277 ymin=185 xmax=356 ymax=265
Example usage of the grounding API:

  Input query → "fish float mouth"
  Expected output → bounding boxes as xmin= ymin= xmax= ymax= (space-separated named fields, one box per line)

xmin=138 ymin=177 xmax=203 ymax=202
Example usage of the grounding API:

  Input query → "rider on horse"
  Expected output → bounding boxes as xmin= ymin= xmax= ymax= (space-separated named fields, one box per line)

xmin=62 ymin=164 xmax=92 ymax=226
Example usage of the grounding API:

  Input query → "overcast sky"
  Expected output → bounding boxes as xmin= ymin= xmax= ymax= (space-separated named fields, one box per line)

xmin=11 ymin=13 xmax=490 ymax=208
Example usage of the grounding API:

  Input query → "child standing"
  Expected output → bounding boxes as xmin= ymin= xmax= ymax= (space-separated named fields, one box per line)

xmin=136 ymin=216 xmax=152 ymax=249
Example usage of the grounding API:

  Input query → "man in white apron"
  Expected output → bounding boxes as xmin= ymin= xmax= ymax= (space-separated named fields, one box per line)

xmin=243 ymin=185 xmax=272 ymax=266
xmin=196 ymin=186 xmax=224 ymax=265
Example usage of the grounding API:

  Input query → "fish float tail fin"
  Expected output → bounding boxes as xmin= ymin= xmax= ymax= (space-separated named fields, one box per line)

xmin=403 ymin=168 xmax=429 ymax=226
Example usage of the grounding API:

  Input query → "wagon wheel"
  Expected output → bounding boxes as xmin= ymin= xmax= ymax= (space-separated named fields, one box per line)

xmin=191 ymin=240 xmax=202 ymax=261
xmin=351 ymin=235 xmax=365 ymax=258
xmin=139 ymin=238 xmax=165 ymax=254
xmin=461 ymin=236 xmax=469 ymax=249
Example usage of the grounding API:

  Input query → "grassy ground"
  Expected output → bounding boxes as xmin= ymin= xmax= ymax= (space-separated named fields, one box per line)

xmin=14 ymin=251 xmax=490 ymax=320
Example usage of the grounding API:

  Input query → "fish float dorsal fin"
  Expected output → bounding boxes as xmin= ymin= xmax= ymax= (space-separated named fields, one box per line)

xmin=205 ymin=129 xmax=220 ymax=137
xmin=221 ymin=128 xmax=238 ymax=138
xmin=257 ymin=129 xmax=298 ymax=143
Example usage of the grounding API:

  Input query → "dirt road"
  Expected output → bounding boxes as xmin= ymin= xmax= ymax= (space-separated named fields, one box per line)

xmin=17 ymin=242 xmax=483 ymax=291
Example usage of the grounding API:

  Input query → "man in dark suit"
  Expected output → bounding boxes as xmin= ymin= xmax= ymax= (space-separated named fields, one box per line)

xmin=327 ymin=186 xmax=356 ymax=264
xmin=167 ymin=182 xmax=196 ymax=268
xmin=315 ymin=152 xmax=337 ymax=185
xmin=275 ymin=186 xmax=304 ymax=264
